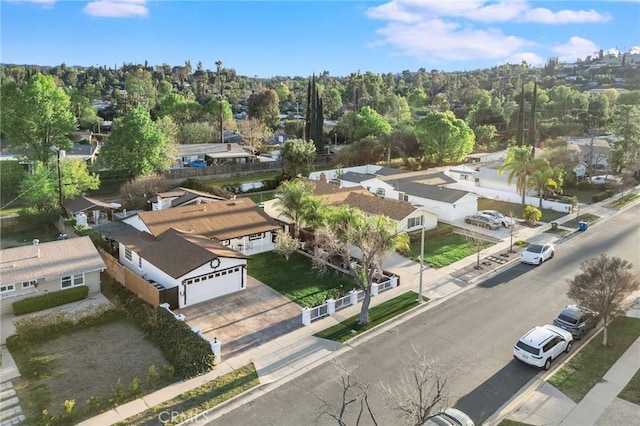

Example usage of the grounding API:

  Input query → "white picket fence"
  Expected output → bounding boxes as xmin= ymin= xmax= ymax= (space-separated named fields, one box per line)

xmin=302 ymin=276 xmax=398 ymax=325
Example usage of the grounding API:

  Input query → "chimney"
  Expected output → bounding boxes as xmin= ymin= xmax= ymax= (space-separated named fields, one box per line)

xmin=227 ymin=143 xmax=231 ymax=151
xmin=319 ymin=172 xmax=327 ymax=183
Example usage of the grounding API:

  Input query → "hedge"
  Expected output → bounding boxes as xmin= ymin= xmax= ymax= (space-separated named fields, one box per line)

xmin=13 ymin=285 xmax=89 ymax=315
xmin=592 ymin=189 xmax=614 ymax=203
xmin=102 ymin=278 xmax=216 ymax=378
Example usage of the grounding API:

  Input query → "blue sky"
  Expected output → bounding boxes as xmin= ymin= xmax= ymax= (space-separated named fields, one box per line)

xmin=1 ymin=0 xmax=639 ymax=77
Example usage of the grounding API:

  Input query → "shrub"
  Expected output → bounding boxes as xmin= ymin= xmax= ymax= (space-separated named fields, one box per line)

xmin=592 ymin=189 xmax=614 ymax=202
xmin=74 ymin=226 xmax=111 ymax=251
xmin=523 ymin=205 xmax=542 ymax=224
xmin=13 ymin=286 xmax=89 ymax=315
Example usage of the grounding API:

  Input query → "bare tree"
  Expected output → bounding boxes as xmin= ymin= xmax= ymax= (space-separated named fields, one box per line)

xmin=273 ymin=229 xmax=299 ymax=260
xmin=381 ymin=346 xmax=448 ymax=426
xmin=317 ymin=347 xmax=448 ymax=426
xmin=567 ymin=254 xmax=640 ymax=346
xmin=316 ymin=359 xmax=379 ymax=426
xmin=462 ymin=228 xmax=489 ymax=270
xmin=237 ymin=117 xmax=273 ymax=155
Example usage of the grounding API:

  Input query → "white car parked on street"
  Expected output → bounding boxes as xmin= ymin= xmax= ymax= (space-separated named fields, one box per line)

xmin=520 ymin=243 xmax=554 ymax=265
xmin=514 ymin=324 xmax=573 ymax=370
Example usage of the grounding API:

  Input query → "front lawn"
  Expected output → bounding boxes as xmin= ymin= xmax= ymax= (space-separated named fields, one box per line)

xmin=314 ymin=291 xmax=428 ymax=342
xmin=118 ymin=363 xmax=260 ymax=426
xmin=404 ymin=228 xmax=493 ymax=268
xmin=477 ymin=198 xmax=568 ymax=222
xmin=248 ymin=251 xmax=357 ymax=307
xmin=619 ymin=368 xmax=640 ymax=405
xmin=548 ymin=316 xmax=640 ymax=403
xmin=604 ymin=193 xmax=640 ymax=209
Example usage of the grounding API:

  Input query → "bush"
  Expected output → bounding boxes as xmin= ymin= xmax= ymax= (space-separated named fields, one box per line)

xmin=13 ymin=286 xmax=90 ymax=315
xmin=74 ymin=226 xmax=111 ymax=251
xmin=523 ymin=205 xmax=542 ymax=224
xmin=592 ymin=189 xmax=615 ymax=203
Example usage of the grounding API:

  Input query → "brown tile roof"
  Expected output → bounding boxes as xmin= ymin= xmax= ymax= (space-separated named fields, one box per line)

xmin=311 ymin=180 xmax=369 ymax=204
xmin=135 ymin=199 xmax=280 ymax=241
xmin=116 ymin=229 xmax=247 ymax=279
xmin=0 ymin=236 xmax=105 ymax=285
xmin=339 ymin=192 xmax=418 ymax=221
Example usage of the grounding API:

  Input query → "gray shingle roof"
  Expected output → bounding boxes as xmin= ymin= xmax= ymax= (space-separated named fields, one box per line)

xmin=0 ymin=236 xmax=105 ymax=285
xmin=340 ymin=171 xmax=378 ymax=183
xmin=393 ymin=179 xmax=473 ymax=204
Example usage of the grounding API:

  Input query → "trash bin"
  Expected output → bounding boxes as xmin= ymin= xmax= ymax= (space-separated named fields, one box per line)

xmin=551 ymin=221 xmax=559 ymax=231
xmin=578 ymin=221 xmax=588 ymax=232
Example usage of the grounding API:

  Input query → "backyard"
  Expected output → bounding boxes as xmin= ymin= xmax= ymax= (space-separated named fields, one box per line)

xmin=0 ymin=225 xmax=62 ymax=249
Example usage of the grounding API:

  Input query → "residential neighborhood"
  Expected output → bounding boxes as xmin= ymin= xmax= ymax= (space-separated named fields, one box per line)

xmin=1 ymin=1 xmax=640 ymax=424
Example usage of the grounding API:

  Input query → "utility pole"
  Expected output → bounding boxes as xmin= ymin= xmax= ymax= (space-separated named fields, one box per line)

xmin=216 ymin=60 xmax=223 ymax=144
xmin=56 ymin=148 xmax=63 ymax=213
xmin=418 ymin=215 xmax=425 ymax=303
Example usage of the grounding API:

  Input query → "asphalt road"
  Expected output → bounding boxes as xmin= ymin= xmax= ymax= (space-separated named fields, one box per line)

xmin=208 ymin=205 xmax=640 ymax=426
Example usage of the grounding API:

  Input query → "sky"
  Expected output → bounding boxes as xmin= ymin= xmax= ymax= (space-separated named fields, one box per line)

xmin=1 ymin=0 xmax=639 ymax=78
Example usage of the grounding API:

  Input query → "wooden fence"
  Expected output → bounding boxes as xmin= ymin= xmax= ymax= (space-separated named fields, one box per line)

xmin=98 ymin=247 xmax=160 ymax=307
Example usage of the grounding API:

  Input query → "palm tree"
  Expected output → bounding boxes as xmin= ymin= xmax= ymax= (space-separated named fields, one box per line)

xmin=274 ymin=178 xmax=316 ymax=239
xmin=499 ymin=146 xmax=538 ymax=205
xmin=527 ymin=159 xmax=556 ymax=208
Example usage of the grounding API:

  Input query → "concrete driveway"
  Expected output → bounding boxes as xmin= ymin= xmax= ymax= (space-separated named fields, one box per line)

xmin=177 ymin=276 xmax=303 ymax=359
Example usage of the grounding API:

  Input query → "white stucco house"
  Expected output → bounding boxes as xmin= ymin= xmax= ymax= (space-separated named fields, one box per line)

xmin=115 ymin=229 xmax=248 ymax=308
xmin=150 ymin=187 xmax=227 ymax=211
xmin=0 ymin=237 xmax=105 ymax=313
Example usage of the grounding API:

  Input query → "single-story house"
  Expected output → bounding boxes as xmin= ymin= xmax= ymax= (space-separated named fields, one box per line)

xmin=64 ymin=196 xmax=122 ymax=224
xmin=175 ymin=143 xmax=254 ymax=167
xmin=122 ymin=198 xmax=281 ymax=256
xmin=566 ymin=138 xmax=611 ymax=170
xmin=0 ymin=236 xmax=105 ymax=313
xmin=150 ymin=187 xmax=227 ymax=211
xmin=115 ymin=229 xmax=248 ymax=308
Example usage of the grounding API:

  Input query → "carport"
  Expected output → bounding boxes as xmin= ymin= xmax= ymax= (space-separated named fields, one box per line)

xmin=177 ymin=276 xmax=302 ymax=359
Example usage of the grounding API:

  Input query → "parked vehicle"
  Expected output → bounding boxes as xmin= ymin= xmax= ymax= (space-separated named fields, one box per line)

xmin=513 ymin=324 xmax=573 ymax=370
xmin=464 ymin=213 xmax=500 ymax=230
xmin=553 ymin=305 xmax=598 ymax=340
xmin=591 ymin=175 xmax=608 ymax=185
xmin=520 ymin=243 xmax=554 ymax=265
xmin=478 ymin=210 xmax=515 ymax=227
xmin=423 ymin=408 xmax=475 ymax=426
xmin=188 ymin=160 xmax=207 ymax=168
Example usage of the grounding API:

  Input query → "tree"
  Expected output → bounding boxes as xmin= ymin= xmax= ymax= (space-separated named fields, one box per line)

xmin=237 ymin=118 xmax=273 ymax=155
xmin=526 ymin=159 xmax=559 ymax=208
xmin=0 ymin=74 xmax=76 ymax=164
xmin=118 ymin=174 xmax=167 ymax=209
xmin=609 ymin=105 xmax=640 ymax=175
xmin=273 ymin=229 xmax=301 ymax=260
xmin=60 ymin=159 xmax=100 ymax=200
xmin=313 ymin=207 xmax=409 ymax=324
xmin=247 ymin=89 xmax=281 ymax=130
xmin=350 ymin=106 xmax=392 ymax=142
xmin=499 ymin=146 xmax=537 ymax=205
xmin=99 ymin=106 xmax=169 ymax=177
xmin=281 ymin=138 xmax=316 ymax=179
xmin=463 ymin=228 xmax=491 ymax=270
xmin=306 ymin=75 xmax=326 ymax=153
xmin=124 ymin=68 xmax=156 ymax=111
xmin=567 ymin=254 xmax=639 ymax=346
xmin=414 ymin=110 xmax=475 ymax=164
xmin=274 ymin=178 xmax=317 ymax=239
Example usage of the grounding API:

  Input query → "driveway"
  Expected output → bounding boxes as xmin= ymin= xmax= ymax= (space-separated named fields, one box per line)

xmin=177 ymin=276 xmax=303 ymax=359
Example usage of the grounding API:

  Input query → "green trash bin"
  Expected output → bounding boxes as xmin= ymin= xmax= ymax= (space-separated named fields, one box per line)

xmin=551 ymin=221 xmax=559 ymax=231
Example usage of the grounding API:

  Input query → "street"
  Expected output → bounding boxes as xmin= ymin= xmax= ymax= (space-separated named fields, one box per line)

xmin=207 ymin=205 xmax=640 ymax=426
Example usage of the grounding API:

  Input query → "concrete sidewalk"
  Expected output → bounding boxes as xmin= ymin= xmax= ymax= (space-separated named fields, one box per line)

xmin=3 ymin=188 xmax=639 ymax=426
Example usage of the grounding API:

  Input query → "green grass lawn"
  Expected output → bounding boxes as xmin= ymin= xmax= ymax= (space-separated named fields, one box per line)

xmin=604 ymin=193 xmax=640 ymax=209
xmin=0 ymin=226 xmax=62 ymax=249
xmin=248 ymin=251 xmax=357 ymax=307
xmin=618 ymin=368 xmax=640 ymax=405
xmin=548 ymin=316 xmax=640 ymax=403
xmin=0 ymin=206 xmax=21 ymax=216
xmin=497 ymin=420 xmax=534 ymax=426
xmin=243 ymin=191 xmax=277 ymax=204
xmin=404 ymin=231 xmax=493 ymax=268
xmin=561 ymin=213 xmax=601 ymax=229
xmin=477 ymin=198 xmax=568 ymax=222
xmin=118 ymin=363 xmax=260 ymax=426
xmin=313 ymin=291 xmax=428 ymax=342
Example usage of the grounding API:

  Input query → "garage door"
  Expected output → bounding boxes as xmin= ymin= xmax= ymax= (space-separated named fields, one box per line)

xmin=182 ymin=266 xmax=244 ymax=307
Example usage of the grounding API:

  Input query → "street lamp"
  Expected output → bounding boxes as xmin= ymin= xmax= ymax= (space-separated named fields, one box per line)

xmin=216 ymin=60 xmax=223 ymax=144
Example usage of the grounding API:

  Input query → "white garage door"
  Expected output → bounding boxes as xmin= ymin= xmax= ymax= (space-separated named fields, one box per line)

xmin=183 ymin=267 xmax=244 ymax=307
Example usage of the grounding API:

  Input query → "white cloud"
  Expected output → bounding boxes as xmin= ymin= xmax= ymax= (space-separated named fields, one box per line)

xmin=369 ymin=19 xmax=532 ymax=62
xmin=523 ymin=8 xmax=610 ymax=24
xmin=7 ymin=0 xmax=56 ymax=7
xmin=83 ymin=0 xmax=148 ymax=18
xmin=503 ymin=52 xmax=545 ymax=66
xmin=552 ymin=37 xmax=599 ymax=62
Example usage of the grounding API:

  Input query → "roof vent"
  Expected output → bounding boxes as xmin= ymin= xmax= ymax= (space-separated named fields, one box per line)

xmin=32 ymin=239 xmax=39 ymax=245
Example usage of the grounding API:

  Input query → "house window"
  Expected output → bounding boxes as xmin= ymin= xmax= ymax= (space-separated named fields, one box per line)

xmin=398 ymin=193 xmax=408 ymax=202
xmin=376 ymin=188 xmax=385 ymax=196
xmin=249 ymin=233 xmax=263 ymax=241
xmin=124 ymin=247 xmax=132 ymax=262
xmin=22 ymin=281 xmax=37 ymax=289
xmin=61 ymin=273 xmax=84 ymax=289
xmin=138 ymin=257 xmax=143 ymax=269
xmin=0 ymin=284 xmax=15 ymax=295
xmin=408 ymin=216 xmax=423 ymax=228
xmin=221 ymin=240 xmax=231 ymax=246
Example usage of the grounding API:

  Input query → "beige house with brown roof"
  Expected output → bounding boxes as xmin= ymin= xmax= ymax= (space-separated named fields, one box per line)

xmin=0 ymin=237 xmax=105 ymax=313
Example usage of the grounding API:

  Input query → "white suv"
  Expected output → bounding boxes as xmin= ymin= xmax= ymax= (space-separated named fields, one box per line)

xmin=513 ymin=325 xmax=573 ymax=370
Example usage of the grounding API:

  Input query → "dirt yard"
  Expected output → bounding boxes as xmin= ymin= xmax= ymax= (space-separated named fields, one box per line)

xmin=14 ymin=319 xmax=171 ymax=417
